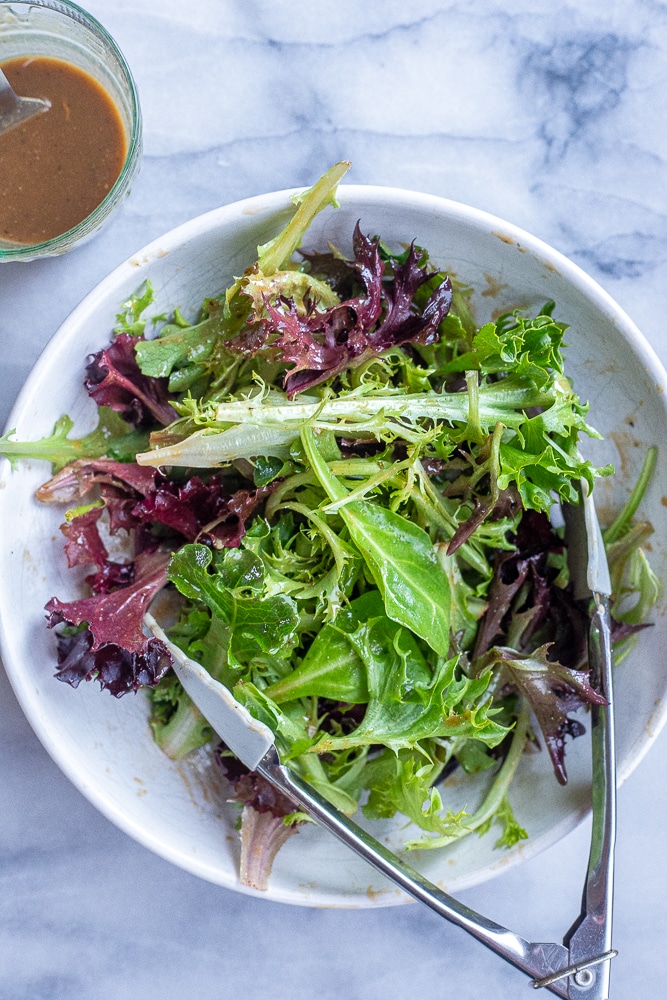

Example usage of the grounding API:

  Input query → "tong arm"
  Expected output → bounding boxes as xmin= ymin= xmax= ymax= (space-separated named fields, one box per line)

xmin=561 ymin=591 xmax=616 ymax=1000
xmin=257 ymin=745 xmax=571 ymax=997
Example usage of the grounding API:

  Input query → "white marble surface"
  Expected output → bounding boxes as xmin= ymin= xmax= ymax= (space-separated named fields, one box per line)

xmin=2 ymin=1 xmax=667 ymax=997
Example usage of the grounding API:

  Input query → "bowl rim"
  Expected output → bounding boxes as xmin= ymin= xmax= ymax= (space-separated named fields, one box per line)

xmin=16 ymin=178 xmax=666 ymax=381
xmin=2 ymin=182 xmax=667 ymax=903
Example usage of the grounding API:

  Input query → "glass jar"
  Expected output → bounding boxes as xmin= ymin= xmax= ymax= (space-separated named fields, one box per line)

xmin=0 ymin=0 xmax=142 ymax=261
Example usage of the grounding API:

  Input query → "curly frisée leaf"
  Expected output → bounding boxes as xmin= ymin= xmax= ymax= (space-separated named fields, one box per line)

xmin=489 ymin=795 xmax=529 ymax=849
xmin=113 ymin=280 xmax=156 ymax=336
xmin=361 ymin=750 xmax=471 ymax=837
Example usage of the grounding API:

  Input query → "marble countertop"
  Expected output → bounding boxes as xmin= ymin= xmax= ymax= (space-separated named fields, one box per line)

xmin=2 ymin=2 xmax=667 ymax=997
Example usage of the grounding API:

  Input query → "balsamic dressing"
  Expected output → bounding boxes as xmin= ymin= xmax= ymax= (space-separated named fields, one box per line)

xmin=0 ymin=56 xmax=127 ymax=245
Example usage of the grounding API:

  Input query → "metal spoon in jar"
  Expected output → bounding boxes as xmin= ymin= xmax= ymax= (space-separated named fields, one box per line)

xmin=0 ymin=67 xmax=50 ymax=135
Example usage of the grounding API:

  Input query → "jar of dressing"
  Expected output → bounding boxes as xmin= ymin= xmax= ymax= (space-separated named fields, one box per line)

xmin=0 ymin=0 xmax=142 ymax=261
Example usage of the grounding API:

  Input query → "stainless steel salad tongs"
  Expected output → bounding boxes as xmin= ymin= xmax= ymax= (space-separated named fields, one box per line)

xmin=145 ymin=480 xmax=616 ymax=999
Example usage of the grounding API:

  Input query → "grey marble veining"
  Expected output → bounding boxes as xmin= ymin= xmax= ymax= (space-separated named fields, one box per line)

xmin=2 ymin=1 xmax=667 ymax=997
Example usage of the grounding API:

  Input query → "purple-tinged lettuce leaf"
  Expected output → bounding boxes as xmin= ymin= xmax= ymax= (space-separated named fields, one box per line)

xmin=45 ymin=549 xmax=171 ymax=655
xmin=45 ymin=547 xmax=173 ymax=695
xmin=299 ymin=248 xmax=359 ymax=298
xmin=52 ymin=625 xmax=171 ymax=697
xmin=237 ymin=804 xmax=301 ymax=892
xmin=132 ymin=478 xmax=274 ymax=549
xmin=475 ymin=643 xmax=607 ymax=785
xmin=610 ymin=618 xmax=651 ymax=644
xmin=61 ymin=505 xmax=108 ymax=569
xmin=36 ymin=457 xmax=158 ymax=505
xmin=221 ymin=755 xmax=297 ymax=817
xmin=59 ymin=501 xmax=139 ymax=596
xmin=85 ymin=333 xmax=176 ymax=427
xmin=38 ymin=459 xmax=162 ymax=561
xmin=266 ymin=225 xmax=452 ymax=396
xmin=85 ymin=560 xmax=136 ymax=597
xmin=473 ymin=545 xmax=590 ymax=672
xmin=472 ymin=551 xmax=538 ymax=660
xmin=42 ymin=463 xmax=273 ymax=608
xmin=374 ymin=240 xmax=452 ymax=345
xmin=218 ymin=755 xmax=303 ymax=891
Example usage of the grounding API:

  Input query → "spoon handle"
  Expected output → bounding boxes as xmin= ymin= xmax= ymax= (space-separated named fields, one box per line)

xmin=0 ymin=67 xmax=50 ymax=134
xmin=0 ymin=68 xmax=19 ymax=112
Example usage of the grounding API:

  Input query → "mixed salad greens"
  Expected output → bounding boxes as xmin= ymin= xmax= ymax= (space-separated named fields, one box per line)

xmin=0 ymin=162 xmax=659 ymax=890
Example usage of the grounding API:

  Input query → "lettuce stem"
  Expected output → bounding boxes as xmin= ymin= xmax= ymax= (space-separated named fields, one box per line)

xmin=603 ymin=445 xmax=657 ymax=544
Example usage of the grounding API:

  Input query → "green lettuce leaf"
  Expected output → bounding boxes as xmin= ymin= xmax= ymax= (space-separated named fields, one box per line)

xmin=311 ymin=626 xmax=507 ymax=754
xmin=361 ymin=749 xmax=470 ymax=836
xmin=167 ymin=544 xmax=300 ymax=677
xmin=302 ymin=425 xmax=452 ymax=657
xmin=0 ymin=408 xmax=150 ymax=472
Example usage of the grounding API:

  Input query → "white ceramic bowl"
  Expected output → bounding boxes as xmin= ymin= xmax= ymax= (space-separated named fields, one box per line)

xmin=2 ymin=185 xmax=667 ymax=907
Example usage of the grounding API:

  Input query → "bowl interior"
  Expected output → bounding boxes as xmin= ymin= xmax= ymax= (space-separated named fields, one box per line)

xmin=1 ymin=186 xmax=666 ymax=906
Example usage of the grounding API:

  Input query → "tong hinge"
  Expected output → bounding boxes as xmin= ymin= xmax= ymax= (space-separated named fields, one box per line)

xmin=532 ymin=949 xmax=618 ymax=991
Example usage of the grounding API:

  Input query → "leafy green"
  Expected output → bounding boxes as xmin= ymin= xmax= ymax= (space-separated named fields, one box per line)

xmin=136 ymin=371 xmax=611 ymax=517
xmin=263 ymin=592 xmax=377 ymax=704
xmin=0 ymin=408 xmax=149 ymax=473
xmin=233 ymin=680 xmax=361 ymax=815
xmin=113 ymin=280 xmax=156 ymax=336
xmin=441 ymin=304 xmax=566 ymax=384
xmin=148 ymin=672 xmax=214 ymax=759
xmin=489 ymin=795 xmax=529 ymax=849
xmin=474 ymin=643 xmax=607 ymax=785
xmin=601 ymin=446 xmax=661 ymax=628
xmin=133 ymin=300 xmax=222 ymax=397
xmin=404 ymin=700 xmax=531 ymax=850
xmin=167 ymin=544 xmax=300 ymax=679
xmin=16 ymin=163 xmax=659 ymax=889
xmin=310 ymin=637 xmax=507 ymax=755
xmin=254 ymin=161 xmax=351 ymax=278
xmin=361 ymin=750 xmax=470 ymax=837
xmin=301 ymin=425 xmax=452 ymax=657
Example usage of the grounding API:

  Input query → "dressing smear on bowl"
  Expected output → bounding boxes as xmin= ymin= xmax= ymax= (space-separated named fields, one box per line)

xmin=0 ymin=56 xmax=126 ymax=245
